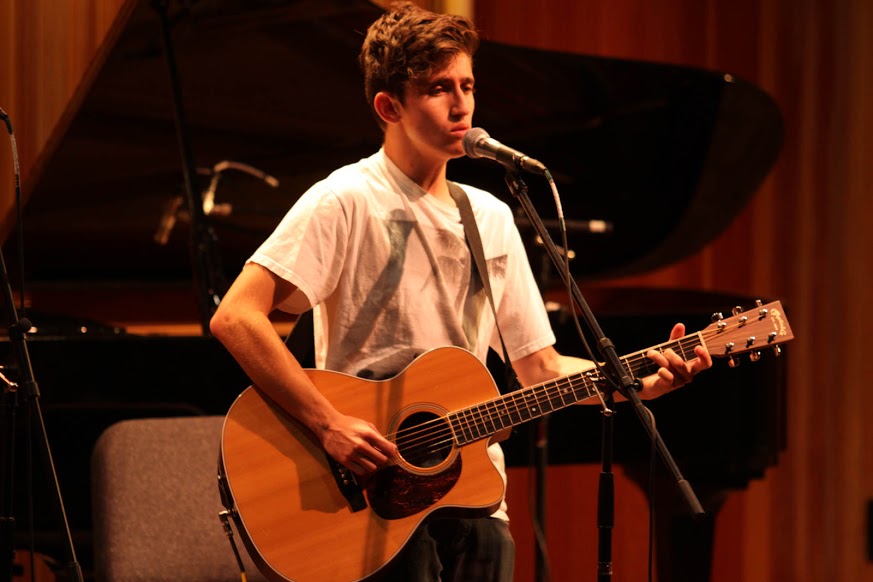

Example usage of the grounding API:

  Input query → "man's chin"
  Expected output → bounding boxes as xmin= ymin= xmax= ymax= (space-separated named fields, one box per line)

xmin=447 ymin=144 xmax=467 ymax=159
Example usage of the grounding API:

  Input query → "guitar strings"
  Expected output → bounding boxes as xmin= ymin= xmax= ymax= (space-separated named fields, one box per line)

xmin=391 ymin=321 xmax=768 ymax=461
xmin=388 ymin=318 xmax=777 ymax=463
xmin=394 ymin=345 xmax=713 ymax=462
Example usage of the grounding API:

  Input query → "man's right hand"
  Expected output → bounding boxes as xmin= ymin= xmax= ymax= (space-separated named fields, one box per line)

xmin=319 ymin=414 xmax=398 ymax=476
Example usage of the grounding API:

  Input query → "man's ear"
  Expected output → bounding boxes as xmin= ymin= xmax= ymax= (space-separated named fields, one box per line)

xmin=373 ymin=92 xmax=402 ymax=125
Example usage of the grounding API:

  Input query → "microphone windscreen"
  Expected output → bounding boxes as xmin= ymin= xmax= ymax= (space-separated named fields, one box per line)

xmin=462 ymin=127 xmax=489 ymax=158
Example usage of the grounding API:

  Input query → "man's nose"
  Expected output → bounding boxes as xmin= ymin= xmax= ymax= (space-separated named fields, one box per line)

xmin=450 ymin=86 xmax=472 ymax=115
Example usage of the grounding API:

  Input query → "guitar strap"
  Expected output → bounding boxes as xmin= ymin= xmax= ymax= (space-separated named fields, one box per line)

xmin=448 ymin=181 xmax=523 ymax=394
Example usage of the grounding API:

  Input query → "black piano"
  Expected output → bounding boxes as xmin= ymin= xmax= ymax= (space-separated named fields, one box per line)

xmin=1 ymin=1 xmax=786 ymax=580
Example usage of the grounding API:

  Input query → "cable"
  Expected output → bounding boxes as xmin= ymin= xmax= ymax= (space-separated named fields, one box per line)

xmin=0 ymin=107 xmax=26 ymax=319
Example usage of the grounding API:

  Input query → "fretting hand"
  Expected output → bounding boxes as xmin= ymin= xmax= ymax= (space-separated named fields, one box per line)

xmin=639 ymin=323 xmax=712 ymax=399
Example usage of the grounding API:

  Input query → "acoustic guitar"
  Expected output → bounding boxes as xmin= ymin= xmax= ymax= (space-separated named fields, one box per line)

xmin=219 ymin=300 xmax=793 ymax=582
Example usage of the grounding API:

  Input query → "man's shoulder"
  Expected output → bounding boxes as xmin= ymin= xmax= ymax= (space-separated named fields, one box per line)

xmin=302 ymin=154 xmax=383 ymax=208
xmin=321 ymin=154 xmax=377 ymax=187
xmin=453 ymin=181 xmax=513 ymax=217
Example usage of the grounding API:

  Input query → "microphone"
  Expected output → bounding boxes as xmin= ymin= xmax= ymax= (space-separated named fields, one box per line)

xmin=462 ymin=128 xmax=547 ymax=175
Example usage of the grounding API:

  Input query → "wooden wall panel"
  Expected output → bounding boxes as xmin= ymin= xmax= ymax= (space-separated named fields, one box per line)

xmin=0 ymin=0 xmax=132 ymax=238
xmin=476 ymin=0 xmax=873 ymax=580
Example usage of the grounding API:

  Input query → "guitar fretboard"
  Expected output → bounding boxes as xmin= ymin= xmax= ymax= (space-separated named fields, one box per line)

xmin=447 ymin=333 xmax=704 ymax=446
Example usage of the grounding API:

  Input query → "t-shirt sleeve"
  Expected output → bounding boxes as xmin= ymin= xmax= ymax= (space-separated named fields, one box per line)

xmin=248 ymin=184 xmax=349 ymax=313
xmin=490 ymin=204 xmax=556 ymax=362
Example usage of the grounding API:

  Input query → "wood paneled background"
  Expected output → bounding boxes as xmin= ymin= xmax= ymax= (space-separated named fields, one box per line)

xmin=1 ymin=0 xmax=871 ymax=581
xmin=0 ymin=0 xmax=132 ymax=237
xmin=475 ymin=0 xmax=873 ymax=581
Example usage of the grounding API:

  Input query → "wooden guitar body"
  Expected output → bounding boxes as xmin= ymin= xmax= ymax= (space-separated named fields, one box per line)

xmin=220 ymin=347 xmax=508 ymax=582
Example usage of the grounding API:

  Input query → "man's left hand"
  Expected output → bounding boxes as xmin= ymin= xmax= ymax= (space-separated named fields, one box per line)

xmin=639 ymin=323 xmax=713 ymax=399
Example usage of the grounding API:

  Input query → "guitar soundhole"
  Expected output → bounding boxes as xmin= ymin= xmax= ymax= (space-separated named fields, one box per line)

xmin=367 ymin=407 xmax=461 ymax=520
xmin=395 ymin=411 xmax=453 ymax=470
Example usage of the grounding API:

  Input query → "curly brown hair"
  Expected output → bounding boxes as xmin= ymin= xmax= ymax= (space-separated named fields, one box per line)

xmin=359 ymin=2 xmax=479 ymax=129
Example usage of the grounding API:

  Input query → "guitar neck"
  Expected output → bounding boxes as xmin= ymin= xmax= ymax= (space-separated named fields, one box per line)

xmin=448 ymin=333 xmax=704 ymax=446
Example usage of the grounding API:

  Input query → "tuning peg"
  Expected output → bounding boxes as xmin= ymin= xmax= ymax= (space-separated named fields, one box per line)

xmin=750 ymin=351 xmax=762 ymax=362
xmin=732 ymin=306 xmax=744 ymax=316
xmin=772 ymin=345 xmax=782 ymax=357
xmin=711 ymin=312 xmax=724 ymax=323
xmin=728 ymin=356 xmax=740 ymax=368
xmin=754 ymin=300 xmax=770 ymax=318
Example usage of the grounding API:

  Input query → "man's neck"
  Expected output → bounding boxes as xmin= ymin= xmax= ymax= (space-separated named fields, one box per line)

xmin=383 ymin=138 xmax=454 ymax=205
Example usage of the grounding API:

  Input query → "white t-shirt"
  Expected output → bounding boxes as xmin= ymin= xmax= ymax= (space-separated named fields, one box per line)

xmin=249 ymin=149 xmax=556 ymax=520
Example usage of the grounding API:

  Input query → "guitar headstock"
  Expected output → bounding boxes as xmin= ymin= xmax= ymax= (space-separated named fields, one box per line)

xmin=702 ymin=300 xmax=794 ymax=366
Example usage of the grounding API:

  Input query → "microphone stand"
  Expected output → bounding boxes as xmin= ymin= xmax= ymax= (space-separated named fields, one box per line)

xmin=526 ymin=228 xmax=557 ymax=582
xmin=151 ymin=0 xmax=227 ymax=333
xmin=501 ymin=168 xmax=704 ymax=581
xmin=0 ymin=110 xmax=84 ymax=582
xmin=533 ymin=414 xmax=548 ymax=582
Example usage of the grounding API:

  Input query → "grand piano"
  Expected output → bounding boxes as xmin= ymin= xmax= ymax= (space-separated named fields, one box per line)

xmin=1 ymin=1 xmax=786 ymax=580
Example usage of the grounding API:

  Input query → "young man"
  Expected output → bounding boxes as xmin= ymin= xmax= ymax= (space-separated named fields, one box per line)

xmin=210 ymin=3 xmax=712 ymax=580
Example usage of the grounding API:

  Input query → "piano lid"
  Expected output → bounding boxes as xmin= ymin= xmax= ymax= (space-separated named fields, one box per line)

xmin=15 ymin=0 xmax=783 ymax=284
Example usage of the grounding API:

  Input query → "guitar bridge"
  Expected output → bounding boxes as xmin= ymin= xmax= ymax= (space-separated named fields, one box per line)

xmin=326 ymin=454 xmax=368 ymax=512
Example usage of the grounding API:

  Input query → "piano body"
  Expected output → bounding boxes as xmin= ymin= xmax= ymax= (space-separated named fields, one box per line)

xmin=1 ymin=1 xmax=786 ymax=580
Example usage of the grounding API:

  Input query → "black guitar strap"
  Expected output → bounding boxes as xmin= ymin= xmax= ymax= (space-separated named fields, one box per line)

xmin=448 ymin=181 xmax=523 ymax=394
